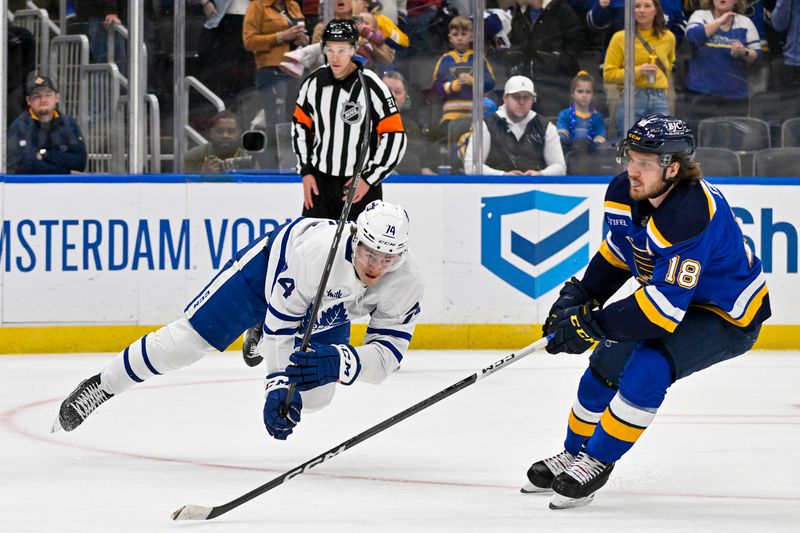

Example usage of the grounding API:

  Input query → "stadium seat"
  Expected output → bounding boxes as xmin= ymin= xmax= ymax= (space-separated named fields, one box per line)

xmin=237 ymin=87 xmax=264 ymax=130
xmin=752 ymin=148 xmax=800 ymax=177
xmin=695 ymin=147 xmax=741 ymax=177
xmin=566 ymin=147 xmax=623 ymax=176
xmin=698 ymin=116 xmax=771 ymax=152
xmin=749 ymin=91 xmax=783 ymax=138
xmin=275 ymin=122 xmax=296 ymax=173
xmin=676 ymin=93 xmax=748 ymax=134
xmin=782 ymin=117 xmax=800 ymax=148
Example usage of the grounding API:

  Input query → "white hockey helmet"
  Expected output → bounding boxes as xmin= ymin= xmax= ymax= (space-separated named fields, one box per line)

xmin=354 ymin=200 xmax=410 ymax=256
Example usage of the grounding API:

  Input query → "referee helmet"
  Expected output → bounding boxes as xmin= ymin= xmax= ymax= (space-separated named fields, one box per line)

xmin=322 ymin=19 xmax=359 ymax=47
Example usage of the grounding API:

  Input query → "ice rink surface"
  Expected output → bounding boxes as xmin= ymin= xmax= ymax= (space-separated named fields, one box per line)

xmin=1 ymin=348 xmax=798 ymax=533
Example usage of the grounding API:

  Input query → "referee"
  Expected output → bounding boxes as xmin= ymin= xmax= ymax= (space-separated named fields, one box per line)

xmin=291 ymin=19 xmax=407 ymax=221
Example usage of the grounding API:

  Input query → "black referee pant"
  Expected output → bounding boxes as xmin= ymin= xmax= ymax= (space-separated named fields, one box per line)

xmin=302 ymin=169 xmax=383 ymax=222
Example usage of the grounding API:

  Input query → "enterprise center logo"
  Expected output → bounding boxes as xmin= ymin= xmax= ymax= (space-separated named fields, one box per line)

xmin=481 ymin=189 xmax=590 ymax=299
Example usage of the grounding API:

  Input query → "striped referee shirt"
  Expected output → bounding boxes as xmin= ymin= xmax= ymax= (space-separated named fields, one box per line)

xmin=292 ymin=64 xmax=407 ymax=186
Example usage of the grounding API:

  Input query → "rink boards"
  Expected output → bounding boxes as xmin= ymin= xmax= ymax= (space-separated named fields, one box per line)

xmin=0 ymin=174 xmax=798 ymax=351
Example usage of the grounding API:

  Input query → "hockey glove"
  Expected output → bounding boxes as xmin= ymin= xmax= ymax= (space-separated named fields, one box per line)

xmin=546 ymin=303 xmax=606 ymax=355
xmin=285 ymin=343 xmax=362 ymax=391
xmin=263 ymin=372 xmax=302 ymax=440
xmin=242 ymin=323 xmax=264 ymax=367
xmin=543 ymin=277 xmax=599 ymax=336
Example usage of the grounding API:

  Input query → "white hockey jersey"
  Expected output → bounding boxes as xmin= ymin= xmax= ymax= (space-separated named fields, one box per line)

xmin=259 ymin=217 xmax=425 ymax=411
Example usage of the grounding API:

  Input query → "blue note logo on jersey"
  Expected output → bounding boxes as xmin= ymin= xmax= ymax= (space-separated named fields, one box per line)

xmin=481 ymin=189 xmax=590 ymax=299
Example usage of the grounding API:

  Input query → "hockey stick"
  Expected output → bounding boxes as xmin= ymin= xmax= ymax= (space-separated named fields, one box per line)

xmin=280 ymin=69 xmax=373 ymax=417
xmin=172 ymin=334 xmax=553 ymax=521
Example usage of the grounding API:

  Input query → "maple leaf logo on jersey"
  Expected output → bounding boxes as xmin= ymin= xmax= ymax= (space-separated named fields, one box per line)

xmin=306 ymin=302 xmax=349 ymax=331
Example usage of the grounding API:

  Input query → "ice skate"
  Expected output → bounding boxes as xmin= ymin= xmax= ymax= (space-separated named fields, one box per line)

xmin=549 ymin=451 xmax=614 ymax=509
xmin=51 ymin=374 xmax=113 ymax=432
xmin=242 ymin=324 xmax=264 ymax=367
xmin=520 ymin=450 xmax=575 ymax=493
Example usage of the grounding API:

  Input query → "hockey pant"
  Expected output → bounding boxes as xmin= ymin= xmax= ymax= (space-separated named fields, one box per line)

xmin=564 ymin=308 xmax=761 ymax=463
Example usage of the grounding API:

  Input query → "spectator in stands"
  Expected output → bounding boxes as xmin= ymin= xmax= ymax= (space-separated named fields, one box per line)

xmin=280 ymin=0 xmax=405 ymax=78
xmin=7 ymin=75 xmax=87 ymax=175
xmin=760 ymin=0 xmax=787 ymax=61
xmin=770 ymin=0 xmax=800 ymax=92
xmin=382 ymin=70 xmax=437 ymax=175
xmin=72 ymin=0 xmax=127 ymax=73
xmin=557 ymin=70 xmax=607 ymax=152
xmin=353 ymin=0 xmax=409 ymax=52
xmin=6 ymin=22 xmax=36 ymax=128
xmin=195 ymin=0 xmax=256 ymax=104
xmin=431 ymin=15 xmax=496 ymax=156
xmin=603 ymin=0 xmax=676 ymax=137
xmin=71 ymin=1 xmax=157 ymax=76
xmin=404 ymin=0 xmax=445 ymax=58
xmin=463 ymin=75 xmax=566 ymax=176
xmin=484 ymin=7 xmax=515 ymax=50
xmin=243 ymin=0 xmax=308 ymax=130
xmin=380 ymin=0 xmax=404 ymax=25
xmin=588 ymin=0 xmax=687 ymax=48
xmin=300 ymin=0 xmax=321 ymax=35
xmin=353 ymin=12 xmax=396 ymax=68
xmin=506 ymin=0 xmax=584 ymax=96
xmin=185 ymin=111 xmax=254 ymax=173
xmin=684 ymin=1 xmax=761 ymax=117
xmin=279 ymin=0 xmax=353 ymax=76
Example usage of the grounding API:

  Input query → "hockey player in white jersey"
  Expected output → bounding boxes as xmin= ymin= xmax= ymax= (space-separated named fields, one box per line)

xmin=52 ymin=200 xmax=425 ymax=440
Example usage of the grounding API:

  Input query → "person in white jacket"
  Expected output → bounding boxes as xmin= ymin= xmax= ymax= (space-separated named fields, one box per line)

xmin=52 ymin=201 xmax=425 ymax=441
xmin=463 ymin=76 xmax=566 ymax=176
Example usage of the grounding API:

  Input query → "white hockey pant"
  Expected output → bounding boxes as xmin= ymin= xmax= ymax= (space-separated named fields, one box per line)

xmin=100 ymin=317 xmax=217 ymax=395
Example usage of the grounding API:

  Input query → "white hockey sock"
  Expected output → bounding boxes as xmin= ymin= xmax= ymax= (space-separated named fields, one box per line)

xmin=100 ymin=317 xmax=217 ymax=395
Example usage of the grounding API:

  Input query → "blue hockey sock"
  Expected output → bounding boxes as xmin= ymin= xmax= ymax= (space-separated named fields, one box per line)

xmin=584 ymin=346 xmax=672 ymax=463
xmin=564 ymin=367 xmax=616 ymax=456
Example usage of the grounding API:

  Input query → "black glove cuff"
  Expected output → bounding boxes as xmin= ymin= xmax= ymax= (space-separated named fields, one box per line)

xmin=563 ymin=277 xmax=600 ymax=309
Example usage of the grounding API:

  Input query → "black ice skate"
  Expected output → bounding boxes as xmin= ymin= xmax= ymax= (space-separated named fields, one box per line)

xmin=549 ymin=451 xmax=614 ymax=509
xmin=51 ymin=374 xmax=114 ymax=432
xmin=520 ymin=450 xmax=576 ymax=493
xmin=242 ymin=324 xmax=264 ymax=367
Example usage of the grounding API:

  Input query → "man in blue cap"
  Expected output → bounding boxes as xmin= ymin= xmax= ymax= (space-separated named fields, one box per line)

xmin=7 ymin=75 xmax=87 ymax=174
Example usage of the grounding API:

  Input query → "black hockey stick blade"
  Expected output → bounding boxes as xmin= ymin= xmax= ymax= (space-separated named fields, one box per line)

xmin=171 ymin=334 xmax=553 ymax=521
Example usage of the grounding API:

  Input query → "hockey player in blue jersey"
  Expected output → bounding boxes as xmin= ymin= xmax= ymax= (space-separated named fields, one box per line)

xmin=52 ymin=200 xmax=425 ymax=440
xmin=522 ymin=114 xmax=770 ymax=509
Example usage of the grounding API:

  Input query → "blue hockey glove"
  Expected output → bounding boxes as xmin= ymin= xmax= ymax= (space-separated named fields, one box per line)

xmin=263 ymin=373 xmax=302 ymax=440
xmin=543 ymin=277 xmax=599 ymax=336
xmin=546 ymin=303 xmax=606 ymax=355
xmin=285 ymin=343 xmax=362 ymax=391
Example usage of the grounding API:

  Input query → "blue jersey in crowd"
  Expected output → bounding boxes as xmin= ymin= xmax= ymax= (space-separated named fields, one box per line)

xmin=685 ymin=10 xmax=762 ymax=99
xmin=556 ymin=104 xmax=607 ymax=147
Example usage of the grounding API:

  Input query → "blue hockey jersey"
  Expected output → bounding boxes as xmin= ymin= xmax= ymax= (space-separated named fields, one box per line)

xmin=582 ymin=173 xmax=771 ymax=341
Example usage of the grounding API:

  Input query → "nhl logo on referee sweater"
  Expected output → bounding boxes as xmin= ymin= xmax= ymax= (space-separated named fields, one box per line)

xmin=341 ymin=102 xmax=363 ymax=125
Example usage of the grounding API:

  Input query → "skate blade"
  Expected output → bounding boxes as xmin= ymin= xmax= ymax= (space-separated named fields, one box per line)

xmin=549 ymin=493 xmax=595 ymax=509
xmin=520 ymin=481 xmax=552 ymax=494
xmin=50 ymin=415 xmax=64 ymax=433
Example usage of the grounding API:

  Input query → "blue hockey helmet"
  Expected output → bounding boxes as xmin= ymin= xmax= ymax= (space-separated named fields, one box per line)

xmin=617 ymin=113 xmax=696 ymax=167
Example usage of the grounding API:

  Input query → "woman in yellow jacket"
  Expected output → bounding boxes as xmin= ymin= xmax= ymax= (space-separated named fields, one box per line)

xmin=243 ymin=0 xmax=308 ymax=128
xmin=603 ymin=0 xmax=676 ymax=137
